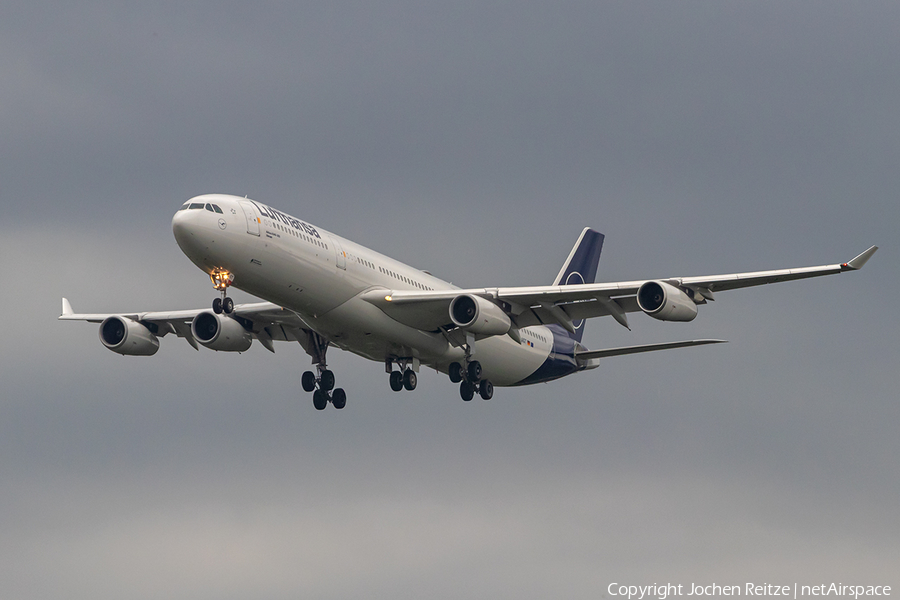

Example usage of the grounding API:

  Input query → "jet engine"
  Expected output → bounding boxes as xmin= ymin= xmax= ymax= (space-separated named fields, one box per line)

xmin=191 ymin=311 xmax=252 ymax=352
xmin=449 ymin=294 xmax=511 ymax=336
xmin=636 ymin=281 xmax=699 ymax=322
xmin=99 ymin=316 xmax=160 ymax=356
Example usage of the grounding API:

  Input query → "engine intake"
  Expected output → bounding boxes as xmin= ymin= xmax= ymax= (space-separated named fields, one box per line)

xmin=636 ymin=281 xmax=699 ymax=322
xmin=191 ymin=311 xmax=252 ymax=352
xmin=99 ymin=316 xmax=160 ymax=356
xmin=449 ymin=294 xmax=511 ymax=336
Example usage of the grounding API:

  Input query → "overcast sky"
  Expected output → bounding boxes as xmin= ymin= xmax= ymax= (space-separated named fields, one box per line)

xmin=1 ymin=2 xmax=897 ymax=599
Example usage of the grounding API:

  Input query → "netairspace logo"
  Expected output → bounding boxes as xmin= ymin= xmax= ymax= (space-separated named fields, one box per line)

xmin=607 ymin=583 xmax=892 ymax=600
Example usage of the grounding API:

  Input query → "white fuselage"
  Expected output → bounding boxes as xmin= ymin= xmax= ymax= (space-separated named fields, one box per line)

xmin=172 ymin=194 xmax=568 ymax=386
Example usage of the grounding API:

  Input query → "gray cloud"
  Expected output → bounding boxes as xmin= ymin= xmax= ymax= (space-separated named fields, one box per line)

xmin=1 ymin=2 xmax=897 ymax=598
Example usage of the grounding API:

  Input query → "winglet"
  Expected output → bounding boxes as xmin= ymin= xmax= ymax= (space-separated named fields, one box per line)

xmin=842 ymin=246 xmax=878 ymax=271
xmin=61 ymin=298 xmax=74 ymax=316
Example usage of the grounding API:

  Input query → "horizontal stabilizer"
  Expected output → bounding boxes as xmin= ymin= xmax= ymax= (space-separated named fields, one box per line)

xmin=575 ymin=339 xmax=727 ymax=361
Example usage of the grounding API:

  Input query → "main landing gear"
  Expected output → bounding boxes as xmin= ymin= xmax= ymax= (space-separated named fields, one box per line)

xmin=387 ymin=358 xmax=418 ymax=392
xmin=302 ymin=366 xmax=345 ymax=410
xmin=210 ymin=268 xmax=235 ymax=314
xmin=301 ymin=332 xmax=346 ymax=410
xmin=449 ymin=360 xmax=493 ymax=401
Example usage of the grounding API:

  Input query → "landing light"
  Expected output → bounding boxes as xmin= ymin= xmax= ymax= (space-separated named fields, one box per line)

xmin=385 ymin=295 xmax=392 ymax=302
xmin=210 ymin=269 xmax=235 ymax=290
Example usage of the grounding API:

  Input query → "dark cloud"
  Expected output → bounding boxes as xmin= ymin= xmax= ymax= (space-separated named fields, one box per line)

xmin=1 ymin=2 xmax=897 ymax=598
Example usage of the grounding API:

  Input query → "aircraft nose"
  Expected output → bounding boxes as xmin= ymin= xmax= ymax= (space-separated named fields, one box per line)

xmin=172 ymin=203 xmax=204 ymax=251
xmin=171 ymin=206 xmax=191 ymax=240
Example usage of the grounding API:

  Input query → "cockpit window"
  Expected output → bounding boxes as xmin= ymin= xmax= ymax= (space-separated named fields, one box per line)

xmin=178 ymin=203 xmax=189 ymax=211
xmin=189 ymin=203 xmax=204 ymax=209
xmin=212 ymin=204 xmax=223 ymax=214
xmin=205 ymin=203 xmax=215 ymax=212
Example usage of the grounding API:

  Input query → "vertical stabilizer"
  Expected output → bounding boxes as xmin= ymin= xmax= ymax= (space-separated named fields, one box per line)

xmin=552 ymin=228 xmax=604 ymax=343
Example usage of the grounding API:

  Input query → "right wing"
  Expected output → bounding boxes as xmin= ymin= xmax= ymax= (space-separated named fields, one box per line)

xmin=59 ymin=299 xmax=315 ymax=354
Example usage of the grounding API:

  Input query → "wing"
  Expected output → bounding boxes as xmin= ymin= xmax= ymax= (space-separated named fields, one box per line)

xmin=363 ymin=246 xmax=878 ymax=333
xmin=59 ymin=298 xmax=315 ymax=353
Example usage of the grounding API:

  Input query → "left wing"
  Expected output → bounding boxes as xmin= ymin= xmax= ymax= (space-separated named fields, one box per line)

xmin=364 ymin=245 xmax=878 ymax=333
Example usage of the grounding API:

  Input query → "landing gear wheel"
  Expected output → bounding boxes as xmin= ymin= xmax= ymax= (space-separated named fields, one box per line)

xmin=332 ymin=388 xmax=346 ymax=409
xmin=448 ymin=362 xmax=463 ymax=383
xmin=312 ymin=389 xmax=329 ymax=410
xmin=403 ymin=370 xmax=417 ymax=391
xmin=389 ymin=370 xmax=404 ymax=392
xmin=212 ymin=297 xmax=223 ymax=314
xmin=479 ymin=379 xmax=493 ymax=400
xmin=319 ymin=369 xmax=335 ymax=392
xmin=467 ymin=360 xmax=482 ymax=382
xmin=222 ymin=297 xmax=234 ymax=314
xmin=460 ymin=381 xmax=475 ymax=402
xmin=301 ymin=371 xmax=317 ymax=393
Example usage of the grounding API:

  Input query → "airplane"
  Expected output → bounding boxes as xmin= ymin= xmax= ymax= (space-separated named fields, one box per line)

xmin=60 ymin=194 xmax=877 ymax=410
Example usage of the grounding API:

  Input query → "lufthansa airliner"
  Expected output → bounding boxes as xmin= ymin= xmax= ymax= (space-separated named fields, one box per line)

xmin=60 ymin=194 xmax=877 ymax=410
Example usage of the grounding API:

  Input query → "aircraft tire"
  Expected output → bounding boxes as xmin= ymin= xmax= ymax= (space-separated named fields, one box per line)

xmin=332 ymin=388 xmax=346 ymax=409
xmin=212 ymin=298 xmax=223 ymax=314
xmin=479 ymin=379 xmax=493 ymax=400
xmin=460 ymin=381 xmax=475 ymax=402
xmin=223 ymin=297 xmax=234 ymax=314
xmin=301 ymin=371 xmax=317 ymax=392
xmin=389 ymin=370 xmax=404 ymax=392
xmin=313 ymin=389 xmax=329 ymax=410
xmin=403 ymin=370 xmax=417 ymax=391
xmin=467 ymin=360 xmax=482 ymax=382
xmin=448 ymin=362 xmax=463 ymax=383
xmin=320 ymin=369 xmax=335 ymax=391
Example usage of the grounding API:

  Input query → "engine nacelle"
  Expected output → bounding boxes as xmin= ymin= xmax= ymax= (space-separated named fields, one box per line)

xmin=99 ymin=316 xmax=160 ymax=356
xmin=449 ymin=294 xmax=511 ymax=336
xmin=636 ymin=281 xmax=699 ymax=322
xmin=191 ymin=311 xmax=252 ymax=352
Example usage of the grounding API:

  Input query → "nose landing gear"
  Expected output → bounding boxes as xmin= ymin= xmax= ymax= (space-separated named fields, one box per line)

xmin=210 ymin=269 xmax=235 ymax=314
